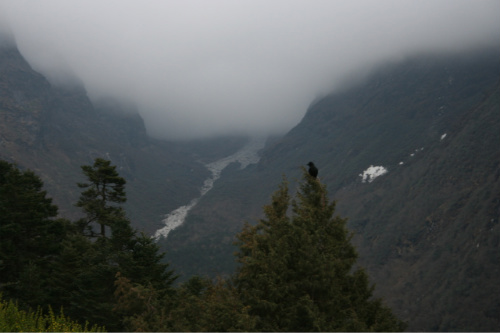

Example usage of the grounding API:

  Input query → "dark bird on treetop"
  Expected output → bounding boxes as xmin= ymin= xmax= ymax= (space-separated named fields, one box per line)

xmin=307 ymin=162 xmax=318 ymax=178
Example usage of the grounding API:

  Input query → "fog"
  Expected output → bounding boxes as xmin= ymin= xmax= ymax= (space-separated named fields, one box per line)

xmin=1 ymin=0 xmax=499 ymax=139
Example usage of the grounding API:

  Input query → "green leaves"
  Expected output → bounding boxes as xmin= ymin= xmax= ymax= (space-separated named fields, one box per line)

xmin=0 ymin=294 xmax=105 ymax=332
xmin=76 ymin=158 xmax=126 ymax=237
xmin=1 ymin=157 xmax=405 ymax=331
xmin=60 ymin=158 xmax=177 ymax=330
xmin=0 ymin=160 xmax=64 ymax=305
xmin=1 ymin=158 xmax=176 ymax=330
xmin=234 ymin=168 xmax=406 ymax=331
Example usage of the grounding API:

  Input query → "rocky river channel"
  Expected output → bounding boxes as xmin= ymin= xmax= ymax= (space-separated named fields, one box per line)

xmin=154 ymin=136 xmax=266 ymax=240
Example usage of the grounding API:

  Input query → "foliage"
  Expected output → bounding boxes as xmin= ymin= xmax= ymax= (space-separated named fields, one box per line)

xmin=166 ymin=276 xmax=256 ymax=332
xmin=0 ymin=158 xmax=176 ymax=331
xmin=0 ymin=157 xmax=405 ymax=331
xmin=115 ymin=274 xmax=255 ymax=332
xmin=76 ymin=158 xmax=127 ymax=237
xmin=234 ymin=169 xmax=406 ymax=331
xmin=0 ymin=160 xmax=72 ymax=306
xmin=48 ymin=234 xmax=123 ymax=329
xmin=114 ymin=272 xmax=169 ymax=331
xmin=0 ymin=160 xmax=58 ymax=277
xmin=0 ymin=294 xmax=105 ymax=332
xmin=55 ymin=158 xmax=177 ymax=330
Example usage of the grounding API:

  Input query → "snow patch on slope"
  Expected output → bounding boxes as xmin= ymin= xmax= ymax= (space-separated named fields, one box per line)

xmin=360 ymin=165 xmax=388 ymax=183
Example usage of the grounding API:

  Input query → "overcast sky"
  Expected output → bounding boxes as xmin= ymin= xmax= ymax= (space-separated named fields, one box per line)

xmin=1 ymin=0 xmax=499 ymax=140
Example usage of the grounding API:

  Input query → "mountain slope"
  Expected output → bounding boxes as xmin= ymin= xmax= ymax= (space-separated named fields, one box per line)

xmin=0 ymin=41 xmax=214 ymax=232
xmin=163 ymin=48 xmax=500 ymax=330
xmin=3 ymin=37 xmax=499 ymax=330
xmin=335 ymin=81 xmax=500 ymax=331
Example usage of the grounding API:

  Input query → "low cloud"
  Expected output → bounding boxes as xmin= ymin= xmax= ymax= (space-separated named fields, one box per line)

xmin=1 ymin=0 xmax=499 ymax=139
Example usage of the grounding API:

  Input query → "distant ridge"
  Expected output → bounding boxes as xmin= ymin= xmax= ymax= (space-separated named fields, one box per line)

xmin=0 ymin=42 xmax=212 ymax=231
xmin=162 ymin=47 xmax=500 ymax=331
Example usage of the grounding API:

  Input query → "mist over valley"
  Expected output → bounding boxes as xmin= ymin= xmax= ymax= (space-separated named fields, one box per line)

xmin=1 ymin=1 xmax=500 ymax=330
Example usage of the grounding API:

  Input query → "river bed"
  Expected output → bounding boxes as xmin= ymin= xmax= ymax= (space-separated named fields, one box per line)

xmin=154 ymin=136 xmax=266 ymax=240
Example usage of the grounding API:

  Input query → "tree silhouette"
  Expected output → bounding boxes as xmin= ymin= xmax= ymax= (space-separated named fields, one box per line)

xmin=76 ymin=158 xmax=126 ymax=237
xmin=234 ymin=168 xmax=406 ymax=331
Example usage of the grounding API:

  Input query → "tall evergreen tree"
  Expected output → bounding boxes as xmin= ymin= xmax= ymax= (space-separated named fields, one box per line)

xmin=76 ymin=158 xmax=126 ymax=237
xmin=47 ymin=232 xmax=122 ymax=329
xmin=57 ymin=158 xmax=177 ymax=330
xmin=0 ymin=158 xmax=176 ymax=330
xmin=116 ymin=232 xmax=177 ymax=293
xmin=234 ymin=169 xmax=406 ymax=331
xmin=0 ymin=160 xmax=70 ymax=305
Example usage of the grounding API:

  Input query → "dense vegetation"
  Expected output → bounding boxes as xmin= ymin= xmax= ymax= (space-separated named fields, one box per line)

xmin=233 ymin=171 xmax=405 ymax=331
xmin=0 ymin=158 xmax=175 ymax=331
xmin=0 ymin=295 xmax=104 ymax=332
xmin=0 ymin=158 xmax=403 ymax=331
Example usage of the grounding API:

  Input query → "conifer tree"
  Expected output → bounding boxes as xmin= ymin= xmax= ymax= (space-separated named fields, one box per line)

xmin=64 ymin=158 xmax=176 ymax=330
xmin=0 ymin=160 xmax=69 ymax=306
xmin=234 ymin=169 xmax=406 ymax=331
xmin=0 ymin=158 xmax=176 ymax=330
xmin=76 ymin=158 xmax=126 ymax=237
xmin=116 ymin=232 xmax=177 ymax=296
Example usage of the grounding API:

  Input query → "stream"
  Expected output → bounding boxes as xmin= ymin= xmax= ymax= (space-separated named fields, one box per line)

xmin=154 ymin=136 xmax=266 ymax=240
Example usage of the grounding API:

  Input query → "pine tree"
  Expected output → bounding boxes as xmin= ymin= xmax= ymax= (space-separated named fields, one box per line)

xmin=0 ymin=160 xmax=70 ymax=306
xmin=1 ymin=158 xmax=176 ymax=330
xmin=60 ymin=158 xmax=177 ymax=330
xmin=74 ymin=158 xmax=176 ymax=289
xmin=116 ymin=232 xmax=177 ymax=296
xmin=47 ymin=232 xmax=123 ymax=330
xmin=234 ymin=169 xmax=406 ymax=331
xmin=76 ymin=158 xmax=126 ymax=237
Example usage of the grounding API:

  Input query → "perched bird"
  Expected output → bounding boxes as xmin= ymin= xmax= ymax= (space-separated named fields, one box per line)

xmin=307 ymin=162 xmax=318 ymax=178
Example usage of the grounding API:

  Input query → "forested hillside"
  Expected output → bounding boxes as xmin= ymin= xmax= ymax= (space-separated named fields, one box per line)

xmin=162 ymin=48 xmax=500 ymax=331
xmin=0 ymin=158 xmax=405 ymax=331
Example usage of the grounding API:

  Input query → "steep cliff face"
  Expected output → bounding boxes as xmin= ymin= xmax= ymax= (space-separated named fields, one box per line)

xmin=0 ymin=45 xmax=51 ymax=149
xmin=0 ymin=42 xmax=211 ymax=230
xmin=164 ymin=48 xmax=500 ymax=330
